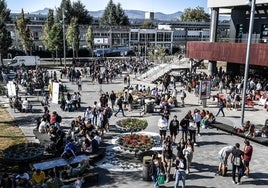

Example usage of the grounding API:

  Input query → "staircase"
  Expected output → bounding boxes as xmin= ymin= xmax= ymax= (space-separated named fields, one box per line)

xmin=137 ymin=57 xmax=190 ymax=83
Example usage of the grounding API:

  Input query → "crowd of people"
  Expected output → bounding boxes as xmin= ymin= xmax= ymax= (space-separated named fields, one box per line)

xmin=1 ymin=57 xmax=267 ymax=188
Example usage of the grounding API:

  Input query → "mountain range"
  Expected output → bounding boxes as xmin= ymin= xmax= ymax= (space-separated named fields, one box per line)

xmin=31 ymin=8 xmax=229 ymax=21
xmin=31 ymin=8 xmax=183 ymax=21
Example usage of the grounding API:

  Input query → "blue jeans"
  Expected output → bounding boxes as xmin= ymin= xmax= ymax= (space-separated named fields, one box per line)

xmin=174 ymin=170 xmax=186 ymax=188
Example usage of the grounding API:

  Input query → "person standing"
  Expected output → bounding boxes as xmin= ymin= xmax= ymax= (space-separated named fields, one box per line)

xmin=180 ymin=90 xmax=186 ymax=107
xmin=114 ymin=96 xmax=125 ymax=117
xmin=217 ymin=145 xmax=234 ymax=176
xmin=193 ymin=109 xmax=202 ymax=136
xmin=109 ymin=90 xmax=117 ymax=110
xmin=231 ymin=143 xmax=244 ymax=185
xmin=243 ymin=140 xmax=253 ymax=178
xmin=169 ymin=115 xmax=180 ymax=143
xmin=174 ymin=154 xmax=187 ymax=188
xmin=77 ymin=76 xmax=82 ymax=91
xmin=216 ymin=98 xmax=225 ymax=117
xmin=158 ymin=114 xmax=168 ymax=142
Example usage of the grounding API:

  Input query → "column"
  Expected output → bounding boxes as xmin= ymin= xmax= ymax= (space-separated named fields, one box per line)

xmin=208 ymin=8 xmax=219 ymax=76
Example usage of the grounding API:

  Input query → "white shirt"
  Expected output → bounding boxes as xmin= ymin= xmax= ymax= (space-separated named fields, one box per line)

xmin=158 ymin=117 xmax=168 ymax=130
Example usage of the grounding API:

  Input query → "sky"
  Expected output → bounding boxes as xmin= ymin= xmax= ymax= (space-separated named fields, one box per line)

xmin=6 ymin=0 xmax=208 ymax=14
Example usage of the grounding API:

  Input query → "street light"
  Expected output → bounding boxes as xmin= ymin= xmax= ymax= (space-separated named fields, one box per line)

xmin=240 ymin=0 xmax=256 ymax=126
xmin=62 ymin=8 xmax=66 ymax=67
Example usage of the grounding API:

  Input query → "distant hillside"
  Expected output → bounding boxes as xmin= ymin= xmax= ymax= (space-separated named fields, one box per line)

xmin=89 ymin=10 xmax=183 ymax=21
xmin=31 ymin=8 xmax=229 ymax=21
xmin=31 ymin=8 xmax=183 ymax=21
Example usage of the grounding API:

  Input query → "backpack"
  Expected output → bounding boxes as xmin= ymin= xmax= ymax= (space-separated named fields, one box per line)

xmin=107 ymin=107 xmax=112 ymax=118
xmin=56 ymin=115 xmax=62 ymax=123
xmin=148 ymin=162 xmax=155 ymax=176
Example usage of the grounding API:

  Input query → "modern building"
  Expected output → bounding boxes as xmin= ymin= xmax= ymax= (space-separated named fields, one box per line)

xmin=186 ymin=0 xmax=268 ymax=77
xmin=6 ymin=11 xmax=229 ymax=58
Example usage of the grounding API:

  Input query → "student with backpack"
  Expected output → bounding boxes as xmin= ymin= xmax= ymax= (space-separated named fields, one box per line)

xmin=149 ymin=154 xmax=165 ymax=188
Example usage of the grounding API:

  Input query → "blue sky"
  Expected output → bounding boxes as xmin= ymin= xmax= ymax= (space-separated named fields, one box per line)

xmin=6 ymin=0 xmax=208 ymax=14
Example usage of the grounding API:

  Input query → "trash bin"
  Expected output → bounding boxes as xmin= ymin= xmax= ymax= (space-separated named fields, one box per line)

xmin=142 ymin=156 xmax=152 ymax=181
xmin=145 ymin=103 xmax=154 ymax=113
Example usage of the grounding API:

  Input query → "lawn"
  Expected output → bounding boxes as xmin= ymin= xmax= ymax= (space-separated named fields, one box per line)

xmin=0 ymin=107 xmax=28 ymax=172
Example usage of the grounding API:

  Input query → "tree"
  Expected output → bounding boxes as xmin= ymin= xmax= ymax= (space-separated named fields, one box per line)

xmin=66 ymin=17 xmax=79 ymax=58
xmin=48 ymin=23 xmax=63 ymax=61
xmin=56 ymin=0 xmax=72 ymax=24
xmin=0 ymin=0 xmax=12 ymax=65
xmin=15 ymin=9 xmax=33 ymax=55
xmin=56 ymin=0 xmax=92 ymax=25
xmin=86 ymin=26 xmax=94 ymax=56
xmin=42 ymin=9 xmax=55 ymax=56
xmin=100 ymin=0 xmax=129 ymax=26
xmin=72 ymin=0 xmax=92 ymax=25
xmin=180 ymin=6 xmax=210 ymax=22
xmin=141 ymin=20 xmax=154 ymax=29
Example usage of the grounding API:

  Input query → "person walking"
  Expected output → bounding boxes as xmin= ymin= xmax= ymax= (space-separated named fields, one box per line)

xmin=162 ymin=136 xmax=173 ymax=183
xmin=114 ymin=96 xmax=125 ymax=117
xmin=158 ymin=114 xmax=168 ymax=142
xmin=169 ymin=115 xmax=180 ymax=143
xmin=243 ymin=140 xmax=253 ymax=178
xmin=174 ymin=154 xmax=187 ymax=188
xmin=150 ymin=154 xmax=165 ymax=188
xmin=216 ymin=98 xmax=225 ymax=117
xmin=231 ymin=143 xmax=244 ymax=185
xmin=183 ymin=139 xmax=194 ymax=174
xmin=217 ymin=145 xmax=234 ymax=176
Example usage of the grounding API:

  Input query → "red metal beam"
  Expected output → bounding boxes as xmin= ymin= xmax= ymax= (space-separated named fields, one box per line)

xmin=186 ymin=41 xmax=268 ymax=66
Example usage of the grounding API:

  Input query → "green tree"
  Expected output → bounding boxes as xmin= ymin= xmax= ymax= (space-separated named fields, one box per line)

xmin=0 ymin=0 xmax=12 ymax=65
xmin=15 ymin=9 xmax=33 ymax=55
xmin=86 ymin=26 xmax=94 ymax=56
xmin=141 ymin=20 xmax=154 ymax=29
xmin=180 ymin=6 xmax=210 ymax=22
xmin=48 ymin=23 xmax=63 ymax=61
xmin=66 ymin=17 xmax=79 ymax=58
xmin=42 ymin=9 xmax=55 ymax=55
xmin=56 ymin=0 xmax=72 ymax=24
xmin=72 ymin=0 xmax=92 ymax=25
xmin=100 ymin=0 xmax=129 ymax=26
xmin=56 ymin=0 xmax=92 ymax=25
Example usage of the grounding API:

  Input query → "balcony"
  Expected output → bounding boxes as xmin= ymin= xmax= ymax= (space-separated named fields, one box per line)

xmin=186 ymin=41 xmax=268 ymax=67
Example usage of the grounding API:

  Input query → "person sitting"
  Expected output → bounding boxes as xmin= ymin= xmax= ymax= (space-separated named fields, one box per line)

xmin=38 ymin=118 xmax=50 ymax=133
xmin=62 ymin=160 xmax=90 ymax=179
xmin=246 ymin=124 xmax=256 ymax=138
xmin=31 ymin=169 xmax=46 ymax=187
xmin=81 ymin=138 xmax=93 ymax=154
xmin=61 ymin=138 xmax=76 ymax=160
xmin=21 ymin=98 xmax=32 ymax=113
xmin=89 ymin=132 xmax=99 ymax=153
xmin=242 ymin=121 xmax=251 ymax=132
xmin=15 ymin=169 xmax=30 ymax=188
xmin=44 ymin=170 xmax=63 ymax=188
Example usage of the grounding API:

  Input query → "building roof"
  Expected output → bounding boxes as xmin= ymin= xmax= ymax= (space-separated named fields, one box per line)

xmin=208 ymin=0 xmax=268 ymax=8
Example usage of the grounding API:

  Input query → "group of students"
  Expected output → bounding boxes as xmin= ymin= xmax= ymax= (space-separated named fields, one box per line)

xmin=149 ymin=136 xmax=194 ymax=188
xmin=217 ymin=140 xmax=253 ymax=185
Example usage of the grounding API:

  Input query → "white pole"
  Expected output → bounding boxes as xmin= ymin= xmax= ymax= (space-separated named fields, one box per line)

xmin=241 ymin=0 xmax=256 ymax=126
xmin=62 ymin=8 xmax=66 ymax=67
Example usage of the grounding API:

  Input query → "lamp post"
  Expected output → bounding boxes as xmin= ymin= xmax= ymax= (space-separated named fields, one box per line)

xmin=240 ymin=0 xmax=256 ymax=126
xmin=62 ymin=8 xmax=66 ymax=67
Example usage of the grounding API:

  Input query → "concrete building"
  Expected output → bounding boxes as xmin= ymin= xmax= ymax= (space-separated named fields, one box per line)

xmin=186 ymin=0 xmax=268 ymax=77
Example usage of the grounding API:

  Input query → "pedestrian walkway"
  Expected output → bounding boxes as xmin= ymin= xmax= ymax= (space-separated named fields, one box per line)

xmin=1 ymin=68 xmax=267 ymax=187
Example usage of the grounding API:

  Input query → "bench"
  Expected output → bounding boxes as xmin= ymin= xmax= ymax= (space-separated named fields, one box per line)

xmin=88 ymin=147 xmax=106 ymax=164
xmin=32 ymin=154 xmax=90 ymax=171
xmin=62 ymin=171 xmax=99 ymax=185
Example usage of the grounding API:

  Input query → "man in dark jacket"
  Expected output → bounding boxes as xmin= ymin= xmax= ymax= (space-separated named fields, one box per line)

xmin=169 ymin=115 xmax=180 ymax=143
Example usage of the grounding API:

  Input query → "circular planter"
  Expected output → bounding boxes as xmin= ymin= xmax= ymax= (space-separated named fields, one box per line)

xmin=116 ymin=118 xmax=148 ymax=132
xmin=117 ymin=133 xmax=154 ymax=153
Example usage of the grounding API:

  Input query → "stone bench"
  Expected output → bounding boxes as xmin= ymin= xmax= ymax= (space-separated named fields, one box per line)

xmin=62 ymin=171 xmax=99 ymax=185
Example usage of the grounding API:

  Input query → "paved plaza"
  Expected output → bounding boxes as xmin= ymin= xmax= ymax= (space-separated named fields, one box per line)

xmin=1 ymin=67 xmax=268 ymax=187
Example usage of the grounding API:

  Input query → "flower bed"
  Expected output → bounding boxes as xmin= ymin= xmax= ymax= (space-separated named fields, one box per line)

xmin=116 ymin=118 xmax=148 ymax=132
xmin=117 ymin=133 xmax=154 ymax=152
